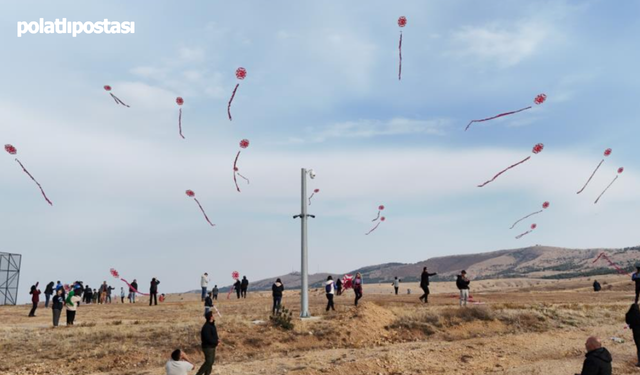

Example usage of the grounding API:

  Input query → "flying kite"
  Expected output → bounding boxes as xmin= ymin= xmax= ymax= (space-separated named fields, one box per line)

xmin=227 ymin=271 xmax=240 ymax=299
xmin=5 ymin=144 xmax=53 ymax=205
xmin=477 ymin=143 xmax=544 ymax=187
xmin=342 ymin=274 xmax=354 ymax=291
xmin=577 ymin=148 xmax=612 ymax=194
xmin=104 ymin=85 xmax=129 ymax=107
xmin=233 ymin=139 xmax=250 ymax=192
xmin=592 ymin=252 xmax=629 ymax=276
xmin=397 ymin=16 xmax=407 ymax=80
xmin=510 ymin=201 xmax=550 ymax=229
xmin=465 ymin=94 xmax=547 ymax=131
xmin=515 ymin=223 xmax=537 ymax=239
xmin=185 ymin=190 xmax=215 ymax=227
xmin=110 ymin=268 xmax=149 ymax=296
xmin=308 ymin=189 xmax=319 ymax=205
xmin=228 ymin=67 xmax=246 ymax=121
xmin=176 ymin=97 xmax=185 ymax=139
xmin=366 ymin=216 xmax=386 ymax=235
xmin=594 ymin=167 xmax=624 ymax=204
xmin=372 ymin=205 xmax=385 ymax=221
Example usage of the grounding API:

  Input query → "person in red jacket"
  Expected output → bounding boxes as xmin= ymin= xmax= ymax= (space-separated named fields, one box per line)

xmin=29 ymin=282 xmax=41 ymax=317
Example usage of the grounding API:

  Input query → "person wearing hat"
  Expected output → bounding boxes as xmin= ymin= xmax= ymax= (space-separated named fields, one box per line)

xmin=456 ymin=270 xmax=471 ymax=307
xmin=633 ymin=266 xmax=640 ymax=303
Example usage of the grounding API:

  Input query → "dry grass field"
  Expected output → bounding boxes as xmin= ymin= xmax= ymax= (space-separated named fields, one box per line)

xmin=1 ymin=274 xmax=639 ymax=374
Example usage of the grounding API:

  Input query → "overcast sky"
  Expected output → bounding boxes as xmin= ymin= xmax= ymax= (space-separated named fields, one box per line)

xmin=2 ymin=1 xmax=639 ymax=303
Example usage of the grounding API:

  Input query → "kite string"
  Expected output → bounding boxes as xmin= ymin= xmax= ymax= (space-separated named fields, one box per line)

xmin=14 ymin=159 xmax=53 ymax=206
xmin=398 ymin=31 xmax=403 ymax=81
xmin=120 ymin=278 xmax=149 ymax=296
xmin=594 ymin=175 xmax=619 ymax=204
xmin=178 ymin=108 xmax=185 ymax=139
xmin=237 ymin=173 xmax=250 ymax=184
xmin=478 ymin=156 xmax=531 ymax=188
xmin=465 ymin=106 xmax=532 ymax=131
xmin=510 ymin=209 xmax=543 ymax=229
xmin=228 ymin=83 xmax=240 ymax=121
xmin=193 ymin=198 xmax=215 ymax=226
xmin=577 ymin=159 xmax=604 ymax=194
xmin=365 ymin=222 xmax=381 ymax=235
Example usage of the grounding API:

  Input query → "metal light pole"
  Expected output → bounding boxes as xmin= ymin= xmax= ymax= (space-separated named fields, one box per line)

xmin=293 ymin=168 xmax=315 ymax=318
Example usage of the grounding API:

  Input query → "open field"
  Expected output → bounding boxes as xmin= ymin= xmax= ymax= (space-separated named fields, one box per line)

xmin=1 ymin=274 xmax=639 ymax=374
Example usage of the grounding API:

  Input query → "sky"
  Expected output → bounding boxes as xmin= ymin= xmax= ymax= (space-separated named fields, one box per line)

xmin=1 ymin=0 xmax=640 ymax=303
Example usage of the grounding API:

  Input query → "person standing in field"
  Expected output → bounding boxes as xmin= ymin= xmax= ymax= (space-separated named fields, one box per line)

xmin=99 ymin=281 xmax=108 ymax=304
xmin=633 ymin=266 xmax=640 ymax=303
xmin=65 ymin=290 xmax=81 ymax=325
xmin=419 ymin=267 xmax=437 ymax=303
xmin=120 ymin=287 xmax=125 ymax=303
xmin=392 ymin=277 xmax=401 ymax=295
xmin=106 ymin=285 xmax=114 ymax=303
xmin=272 ymin=278 xmax=284 ymax=315
xmin=240 ymin=276 xmax=249 ymax=299
xmin=83 ymin=285 xmax=92 ymax=304
xmin=204 ymin=292 xmax=213 ymax=317
xmin=44 ymin=281 xmax=54 ymax=308
xmin=456 ymin=270 xmax=471 ymax=307
xmin=201 ymin=273 xmax=209 ymax=302
xmin=149 ymin=277 xmax=160 ymax=306
xmin=234 ymin=279 xmax=241 ymax=299
xmin=166 ymin=349 xmax=194 ymax=375
xmin=336 ymin=278 xmax=343 ymax=296
xmin=353 ymin=273 xmax=363 ymax=307
xmin=130 ymin=279 xmax=138 ymax=303
xmin=212 ymin=285 xmax=219 ymax=301
xmin=92 ymin=289 xmax=98 ymax=304
xmin=51 ymin=288 xmax=64 ymax=327
xmin=626 ymin=304 xmax=640 ymax=367
xmin=325 ymin=276 xmax=336 ymax=312
xmin=28 ymin=282 xmax=41 ymax=317
xmin=195 ymin=311 xmax=220 ymax=375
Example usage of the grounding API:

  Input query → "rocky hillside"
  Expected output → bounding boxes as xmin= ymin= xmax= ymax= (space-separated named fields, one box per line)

xmin=220 ymin=245 xmax=640 ymax=291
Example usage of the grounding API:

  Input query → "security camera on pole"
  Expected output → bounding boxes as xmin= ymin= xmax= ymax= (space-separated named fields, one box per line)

xmin=293 ymin=168 xmax=316 ymax=318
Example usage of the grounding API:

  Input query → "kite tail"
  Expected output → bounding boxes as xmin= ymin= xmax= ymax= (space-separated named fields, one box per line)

xmin=515 ymin=230 xmax=532 ymax=239
xmin=478 ymin=156 xmax=531 ymax=188
xmin=178 ymin=108 xmax=185 ymax=139
xmin=193 ymin=198 xmax=215 ymax=227
xmin=594 ymin=175 xmax=618 ymax=204
xmin=577 ymin=159 xmax=604 ymax=194
xmin=308 ymin=193 xmax=315 ymax=206
xmin=15 ymin=159 xmax=53 ymax=206
xmin=365 ymin=222 xmax=381 ymax=235
xmin=509 ymin=209 xmax=543 ymax=229
xmin=465 ymin=106 xmax=532 ymax=131
xmin=228 ymin=83 xmax=239 ymax=121
xmin=371 ymin=211 xmax=381 ymax=222
xmin=233 ymin=151 xmax=241 ymax=192
xmin=110 ymin=93 xmax=130 ymax=107
xmin=120 ymin=278 xmax=149 ymax=296
xmin=398 ymin=31 xmax=403 ymax=81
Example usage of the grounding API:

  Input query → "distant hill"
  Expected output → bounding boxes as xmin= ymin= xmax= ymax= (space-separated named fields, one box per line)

xmin=206 ymin=245 xmax=640 ymax=292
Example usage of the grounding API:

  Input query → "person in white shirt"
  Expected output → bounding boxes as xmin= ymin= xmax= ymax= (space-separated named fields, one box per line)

xmin=392 ymin=277 xmax=401 ymax=295
xmin=166 ymin=349 xmax=194 ymax=375
xmin=325 ymin=276 xmax=336 ymax=312
xmin=200 ymin=273 xmax=209 ymax=302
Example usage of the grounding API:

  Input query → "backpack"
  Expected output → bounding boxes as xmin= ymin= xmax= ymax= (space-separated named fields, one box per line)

xmin=325 ymin=283 xmax=332 ymax=293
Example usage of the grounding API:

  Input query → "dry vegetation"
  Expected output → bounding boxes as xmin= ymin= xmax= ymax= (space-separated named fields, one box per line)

xmin=1 ymin=274 xmax=640 ymax=374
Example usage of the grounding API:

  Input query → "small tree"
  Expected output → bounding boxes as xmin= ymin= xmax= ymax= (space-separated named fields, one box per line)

xmin=270 ymin=305 xmax=294 ymax=330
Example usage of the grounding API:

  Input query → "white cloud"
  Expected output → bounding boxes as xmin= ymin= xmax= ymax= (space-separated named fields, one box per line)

xmin=303 ymin=117 xmax=450 ymax=142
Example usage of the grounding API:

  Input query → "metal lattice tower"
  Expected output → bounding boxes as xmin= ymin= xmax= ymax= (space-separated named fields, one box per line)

xmin=0 ymin=252 xmax=22 ymax=306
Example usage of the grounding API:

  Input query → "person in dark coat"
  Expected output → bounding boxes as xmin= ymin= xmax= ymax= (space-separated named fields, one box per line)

xmin=633 ymin=267 xmax=640 ymax=303
xmin=240 ymin=276 xmax=249 ymax=299
xmin=234 ymin=279 xmax=241 ymax=299
xmin=44 ymin=282 xmax=54 ymax=308
xmin=419 ymin=267 xmax=437 ymax=303
xmin=626 ymin=304 xmax=640 ymax=366
xmin=204 ymin=292 xmax=214 ymax=317
xmin=29 ymin=282 xmax=41 ymax=317
xmin=51 ymin=288 xmax=64 ymax=327
xmin=130 ymin=279 xmax=138 ymax=303
xmin=149 ymin=278 xmax=160 ymax=306
xmin=456 ymin=271 xmax=471 ymax=307
xmin=575 ymin=336 xmax=612 ymax=375
xmin=195 ymin=311 xmax=220 ymax=375
xmin=593 ymin=280 xmax=601 ymax=292
xmin=272 ymin=278 xmax=284 ymax=315
xmin=336 ymin=278 xmax=343 ymax=296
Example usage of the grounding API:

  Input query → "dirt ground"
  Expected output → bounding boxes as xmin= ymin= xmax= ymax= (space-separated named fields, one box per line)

xmin=1 ymin=274 xmax=638 ymax=375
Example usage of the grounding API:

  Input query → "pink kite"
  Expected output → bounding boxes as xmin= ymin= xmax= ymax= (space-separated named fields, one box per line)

xmin=478 ymin=143 xmax=544 ymax=187
xmin=176 ymin=97 xmax=185 ymax=139
xmin=397 ymin=16 xmax=407 ymax=81
xmin=594 ymin=167 xmax=624 ymax=204
xmin=228 ymin=67 xmax=246 ymax=121
xmin=5 ymin=144 xmax=53 ymax=205
xmin=342 ymin=274 xmax=354 ymax=291
xmin=372 ymin=205 xmax=385 ymax=221
xmin=185 ymin=190 xmax=215 ymax=227
xmin=110 ymin=268 xmax=149 ymax=296
xmin=104 ymin=85 xmax=129 ymax=107
xmin=577 ymin=148 xmax=612 ymax=194
xmin=510 ymin=201 xmax=550 ymax=229
xmin=465 ymin=94 xmax=546 ymax=131
xmin=233 ymin=139 xmax=250 ymax=192
xmin=592 ymin=252 xmax=630 ymax=276
xmin=308 ymin=188 xmax=320 ymax=205
xmin=515 ymin=223 xmax=537 ymax=239
xmin=366 ymin=216 xmax=386 ymax=235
